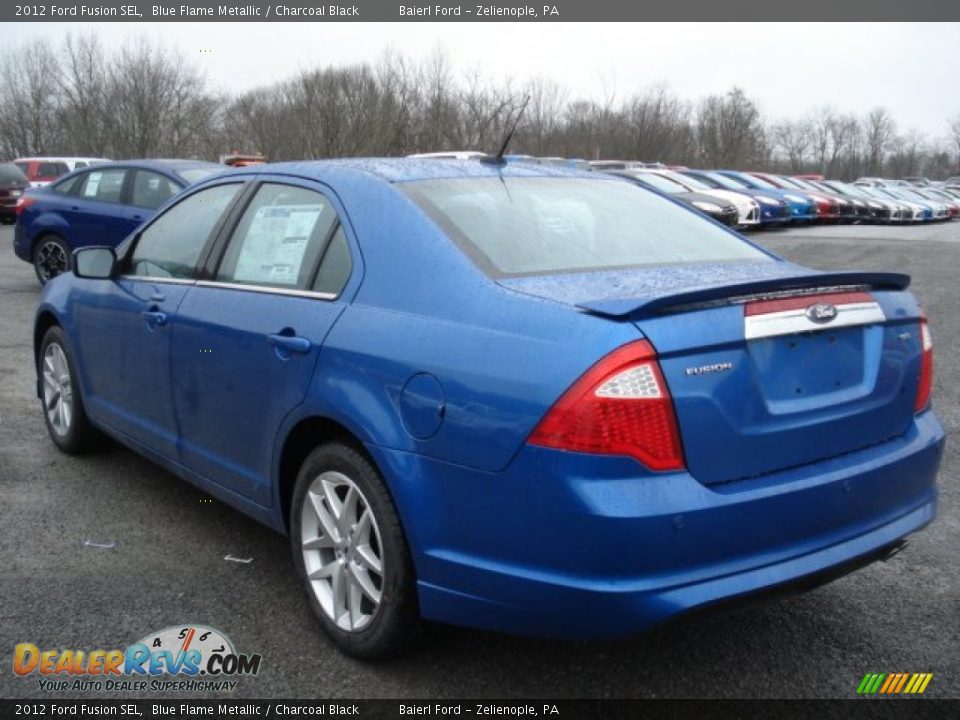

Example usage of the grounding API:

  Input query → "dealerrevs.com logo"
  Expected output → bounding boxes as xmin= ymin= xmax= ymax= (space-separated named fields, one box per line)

xmin=13 ymin=625 xmax=262 ymax=692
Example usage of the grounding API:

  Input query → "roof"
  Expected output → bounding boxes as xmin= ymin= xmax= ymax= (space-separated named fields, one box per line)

xmin=255 ymin=157 xmax=600 ymax=183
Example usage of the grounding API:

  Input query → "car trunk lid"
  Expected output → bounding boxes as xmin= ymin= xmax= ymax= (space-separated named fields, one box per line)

xmin=501 ymin=263 xmax=922 ymax=485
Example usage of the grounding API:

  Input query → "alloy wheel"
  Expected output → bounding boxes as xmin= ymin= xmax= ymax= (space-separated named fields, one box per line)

xmin=300 ymin=470 xmax=385 ymax=632
xmin=36 ymin=240 xmax=68 ymax=282
xmin=42 ymin=342 xmax=73 ymax=437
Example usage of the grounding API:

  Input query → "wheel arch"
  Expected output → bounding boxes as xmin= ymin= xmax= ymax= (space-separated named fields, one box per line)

xmin=33 ymin=310 xmax=61 ymax=399
xmin=276 ymin=415 xmax=385 ymax=535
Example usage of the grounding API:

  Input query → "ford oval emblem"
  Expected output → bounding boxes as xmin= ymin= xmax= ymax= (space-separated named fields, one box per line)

xmin=806 ymin=302 xmax=838 ymax=324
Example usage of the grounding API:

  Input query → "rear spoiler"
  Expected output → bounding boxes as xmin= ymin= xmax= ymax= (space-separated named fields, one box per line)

xmin=576 ymin=271 xmax=911 ymax=319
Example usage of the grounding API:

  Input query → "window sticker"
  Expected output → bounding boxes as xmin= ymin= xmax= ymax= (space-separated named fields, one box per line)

xmin=231 ymin=204 xmax=325 ymax=285
xmin=84 ymin=173 xmax=102 ymax=197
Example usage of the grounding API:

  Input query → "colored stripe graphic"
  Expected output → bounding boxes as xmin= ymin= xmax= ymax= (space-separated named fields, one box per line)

xmin=857 ymin=672 xmax=932 ymax=694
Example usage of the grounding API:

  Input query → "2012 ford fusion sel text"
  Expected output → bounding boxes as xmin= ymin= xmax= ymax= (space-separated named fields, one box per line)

xmin=34 ymin=159 xmax=944 ymax=659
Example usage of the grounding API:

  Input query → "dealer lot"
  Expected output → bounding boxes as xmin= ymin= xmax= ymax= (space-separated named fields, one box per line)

xmin=0 ymin=222 xmax=957 ymax=699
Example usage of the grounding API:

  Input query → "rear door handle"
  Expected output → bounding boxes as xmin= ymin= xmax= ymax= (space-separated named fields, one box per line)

xmin=142 ymin=310 xmax=168 ymax=327
xmin=267 ymin=333 xmax=311 ymax=354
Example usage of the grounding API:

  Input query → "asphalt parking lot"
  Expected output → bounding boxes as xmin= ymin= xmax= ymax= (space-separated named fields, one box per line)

xmin=0 ymin=222 xmax=957 ymax=700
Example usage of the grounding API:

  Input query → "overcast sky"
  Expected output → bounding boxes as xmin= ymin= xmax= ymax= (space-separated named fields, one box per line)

xmin=3 ymin=22 xmax=958 ymax=137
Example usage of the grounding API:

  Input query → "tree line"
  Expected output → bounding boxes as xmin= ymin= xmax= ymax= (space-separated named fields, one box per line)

xmin=2 ymin=34 xmax=959 ymax=181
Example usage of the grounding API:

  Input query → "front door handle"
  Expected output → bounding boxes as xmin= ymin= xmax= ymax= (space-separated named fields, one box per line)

xmin=267 ymin=333 xmax=311 ymax=354
xmin=142 ymin=310 xmax=168 ymax=327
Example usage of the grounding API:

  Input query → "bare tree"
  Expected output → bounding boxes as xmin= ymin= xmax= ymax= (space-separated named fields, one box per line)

xmin=696 ymin=88 xmax=765 ymax=168
xmin=771 ymin=119 xmax=813 ymax=172
xmin=864 ymin=107 xmax=896 ymax=176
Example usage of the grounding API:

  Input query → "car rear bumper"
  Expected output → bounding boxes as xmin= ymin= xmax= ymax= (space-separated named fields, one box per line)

xmin=375 ymin=410 xmax=944 ymax=639
xmin=13 ymin=224 xmax=32 ymax=261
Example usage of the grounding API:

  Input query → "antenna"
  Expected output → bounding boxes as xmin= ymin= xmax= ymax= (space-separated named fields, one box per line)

xmin=481 ymin=95 xmax=531 ymax=165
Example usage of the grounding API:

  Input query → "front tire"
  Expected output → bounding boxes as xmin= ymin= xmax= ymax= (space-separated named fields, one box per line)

xmin=290 ymin=442 xmax=420 ymax=660
xmin=39 ymin=326 xmax=102 ymax=454
xmin=34 ymin=235 xmax=70 ymax=285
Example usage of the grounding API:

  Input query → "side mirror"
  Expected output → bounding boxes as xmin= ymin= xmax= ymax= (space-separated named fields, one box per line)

xmin=73 ymin=247 xmax=117 ymax=280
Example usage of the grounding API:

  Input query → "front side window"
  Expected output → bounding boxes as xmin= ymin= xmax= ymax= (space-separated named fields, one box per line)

xmin=51 ymin=173 xmax=84 ymax=195
xmin=79 ymin=169 xmax=127 ymax=203
xmin=405 ymin=177 xmax=770 ymax=277
xmin=216 ymin=183 xmax=338 ymax=290
xmin=129 ymin=183 xmax=241 ymax=280
xmin=131 ymin=170 xmax=181 ymax=209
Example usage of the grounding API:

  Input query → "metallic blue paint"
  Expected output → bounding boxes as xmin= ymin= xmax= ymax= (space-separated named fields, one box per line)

xmin=34 ymin=159 xmax=944 ymax=640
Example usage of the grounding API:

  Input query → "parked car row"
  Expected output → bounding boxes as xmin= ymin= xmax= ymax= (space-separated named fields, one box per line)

xmin=600 ymin=163 xmax=958 ymax=228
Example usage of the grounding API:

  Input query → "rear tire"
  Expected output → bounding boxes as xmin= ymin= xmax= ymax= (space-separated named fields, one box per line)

xmin=39 ymin=326 xmax=102 ymax=454
xmin=290 ymin=442 xmax=421 ymax=660
xmin=34 ymin=235 xmax=70 ymax=285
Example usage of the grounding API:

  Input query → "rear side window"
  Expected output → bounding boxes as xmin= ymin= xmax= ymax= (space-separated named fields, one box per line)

xmin=216 ymin=183 xmax=338 ymax=290
xmin=129 ymin=183 xmax=241 ymax=280
xmin=14 ymin=162 xmax=30 ymax=175
xmin=38 ymin=162 xmax=68 ymax=180
xmin=79 ymin=169 xmax=127 ymax=204
xmin=0 ymin=164 xmax=26 ymax=182
xmin=312 ymin=226 xmax=352 ymax=296
xmin=405 ymin=177 xmax=770 ymax=277
xmin=74 ymin=162 xmax=88 ymax=169
xmin=131 ymin=170 xmax=181 ymax=209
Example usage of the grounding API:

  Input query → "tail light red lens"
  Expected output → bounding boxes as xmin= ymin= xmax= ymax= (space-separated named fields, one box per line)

xmin=915 ymin=315 xmax=933 ymax=413
xmin=528 ymin=340 xmax=685 ymax=471
xmin=15 ymin=196 xmax=34 ymax=216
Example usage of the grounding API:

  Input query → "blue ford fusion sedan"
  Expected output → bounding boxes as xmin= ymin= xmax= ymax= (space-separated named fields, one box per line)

xmin=34 ymin=159 xmax=944 ymax=659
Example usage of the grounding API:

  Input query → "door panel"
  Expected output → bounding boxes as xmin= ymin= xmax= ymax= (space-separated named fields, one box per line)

xmin=171 ymin=289 xmax=345 ymax=504
xmin=74 ymin=279 xmax=192 ymax=458
xmin=170 ymin=180 xmax=350 ymax=505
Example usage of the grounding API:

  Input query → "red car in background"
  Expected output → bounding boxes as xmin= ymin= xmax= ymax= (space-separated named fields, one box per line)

xmin=13 ymin=158 xmax=70 ymax=188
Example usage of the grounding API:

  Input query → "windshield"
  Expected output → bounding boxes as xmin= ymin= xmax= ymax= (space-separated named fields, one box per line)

xmin=661 ymin=170 xmax=708 ymax=191
xmin=778 ymin=177 xmax=808 ymax=190
xmin=178 ymin=167 xmax=221 ymax=184
xmin=621 ymin=171 xmax=686 ymax=194
xmin=701 ymin=172 xmax=748 ymax=190
xmin=733 ymin=173 xmax=775 ymax=189
xmin=404 ymin=177 xmax=769 ymax=277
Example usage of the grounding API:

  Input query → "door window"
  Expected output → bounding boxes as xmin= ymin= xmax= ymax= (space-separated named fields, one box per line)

xmin=129 ymin=183 xmax=241 ymax=280
xmin=131 ymin=170 xmax=181 ymax=209
xmin=79 ymin=169 xmax=127 ymax=203
xmin=216 ymin=183 xmax=338 ymax=290
xmin=312 ymin=226 xmax=353 ymax=296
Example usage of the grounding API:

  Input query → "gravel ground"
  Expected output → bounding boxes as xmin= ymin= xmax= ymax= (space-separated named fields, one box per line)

xmin=0 ymin=221 xmax=957 ymax=700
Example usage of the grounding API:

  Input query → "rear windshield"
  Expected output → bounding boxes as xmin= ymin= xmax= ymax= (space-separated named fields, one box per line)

xmin=0 ymin=164 xmax=27 ymax=182
xmin=404 ymin=177 xmax=769 ymax=277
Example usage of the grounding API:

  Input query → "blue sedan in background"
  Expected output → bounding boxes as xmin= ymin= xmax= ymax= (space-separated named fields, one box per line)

xmin=14 ymin=159 xmax=223 ymax=284
xmin=34 ymin=159 xmax=943 ymax=659
xmin=714 ymin=169 xmax=821 ymax=222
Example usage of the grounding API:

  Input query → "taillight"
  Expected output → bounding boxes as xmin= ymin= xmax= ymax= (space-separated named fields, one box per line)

xmin=15 ymin=196 xmax=34 ymax=216
xmin=915 ymin=315 xmax=933 ymax=413
xmin=528 ymin=340 xmax=685 ymax=471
